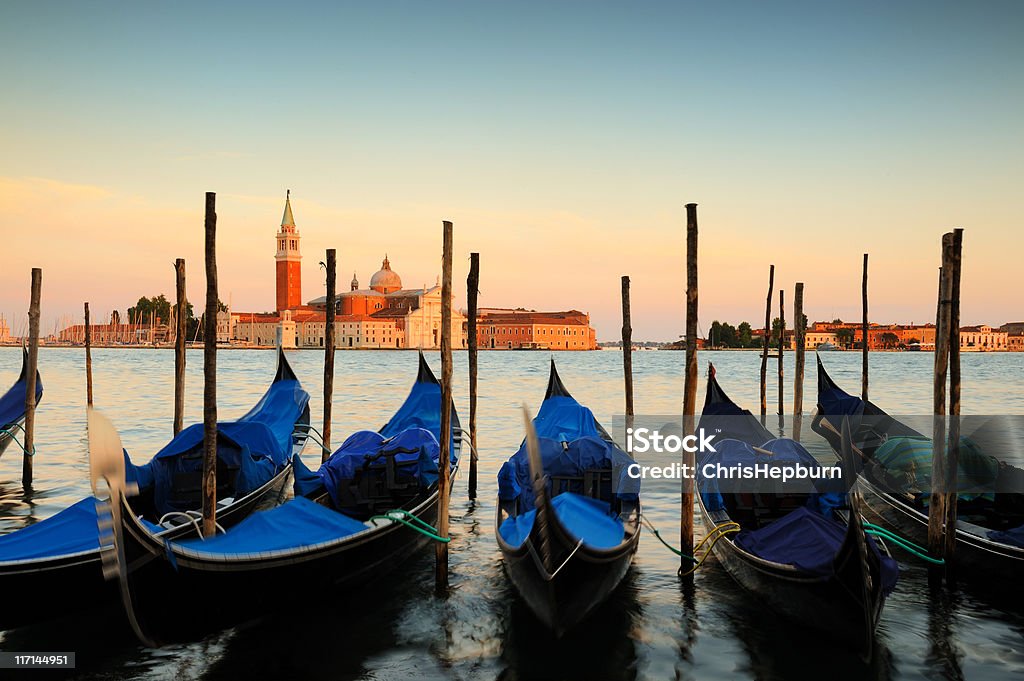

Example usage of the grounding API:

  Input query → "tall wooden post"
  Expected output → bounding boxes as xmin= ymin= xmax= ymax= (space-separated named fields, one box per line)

xmin=84 ymin=302 xmax=94 ymax=407
xmin=777 ymin=289 xmax=785 ymax=418
xmin=943 ymin=229 xmax=964 ymax=566
xmin=928 ymin=233 xmax=954 ymax=565
xmin=681 ymin=203 xmax=699 ymax=572
xmin=759 ymin=265 xmax=775 ymax=422
xmin=173 ymin=258 xmax=186 ymax=435
xmin=862 ymin=253 xmax=869 ymax=402
xmin=323 ymin=249 xmax=337 ymax=459
xmin=436 ymin=220 xmax=454 ymax=592
xmin=467 ymin=252 xmax=480 ymax=500
xmin=793 ymin=283 xmax=804 ymax=441
xmin=23 ymin=268 xmax=42 ymax=488
xmin=202 ymin=193 xmax=219 ymax=538
xmin=621 ymin=275 xmax=634 ymax=429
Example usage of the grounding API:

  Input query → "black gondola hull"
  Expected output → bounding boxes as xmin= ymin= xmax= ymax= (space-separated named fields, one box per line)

xmin=118 ymin=486 xmax=445 ymax=643
xmin=698 ymin=496 xmax=883 ymax=653
xmin=0 ymin=463 xmax=293 ymax=631
xmin=497 ymin=500 xmax=639 ymax=636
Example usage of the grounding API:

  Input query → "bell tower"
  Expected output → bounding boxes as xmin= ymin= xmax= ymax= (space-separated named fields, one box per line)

xmin=275 ymin=190 xmax=302 ymax=312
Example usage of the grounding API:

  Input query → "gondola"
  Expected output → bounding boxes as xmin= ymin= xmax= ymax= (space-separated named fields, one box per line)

xmin=496 ymin=361 xmax=640 ymax=636
xmin=812 ymin=356 xmax=1024 ymax=581
xmin=0 ymin=346 xmax=43 ymax=459
xmin=0 ymin=348 xmax=309 ymax=631
xmin=697 ymin=366 xmax=897 ymax=656
xmin=98 ymin=351 xmax=461 ymax=644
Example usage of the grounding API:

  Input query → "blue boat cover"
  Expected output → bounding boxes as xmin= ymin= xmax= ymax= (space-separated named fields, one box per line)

xmin=175 ymin=496 xmax=367 ymax=555
xmin=531 ymin=395 xmax=602 ymax=442
xmin=733 ymin=506 xmax=899 ymax=593
xmin=380 ymin=370 xmax=457 ymax=461
xmin=988 ymin=524 xmax=1024 ymax=548
xmin=0 ymin=497 xmax=100 ymax=562
xmin=131 ymin=377 xmax=309 ymax=516
xmin=498 ymin=435 xmax=639 ymax=511
xmin=699 ymin=438 xmax=844 ymax=516
xmin=0 ymin=350 xmax=43 ymax=430
xmin=874 ymin=436 xmax=997 ymax=501
xmin=317 ymin=427 xmax=441 ymax=509
xmin=499 ymin=491 xmax=625 ymax=549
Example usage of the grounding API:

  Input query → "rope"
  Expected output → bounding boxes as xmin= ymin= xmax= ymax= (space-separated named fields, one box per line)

xmin=863 ymin=522 xmax=945 ymax=565
xmin=297 ymin=425 xmax=332 ymax=455
xmin=0 ymin=423 xmax=35 ymax=457
xmin=369 ymin=508 xmax=450 ymax=543
xmin=639 ymin=515 xmax=740 ymax=576
xmin=524 ymin=537 xmax=585 ymax=581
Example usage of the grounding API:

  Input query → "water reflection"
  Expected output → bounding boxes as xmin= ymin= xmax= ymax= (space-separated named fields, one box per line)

xmin=499 ymin=569 xmax=642 ymax=681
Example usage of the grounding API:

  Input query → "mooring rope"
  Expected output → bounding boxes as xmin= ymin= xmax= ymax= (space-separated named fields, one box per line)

xmin=863 ymin=522 xmax=945 ymax=565
xmin=297 ymin=425 xmax=333 ymax=456
xmin=640 ymin=515 xmax=741 ymax=576
xmin=369 ymin=508 xmax=450 ymax=543
xmin=0 ymin=423 xmax=35 ymax=457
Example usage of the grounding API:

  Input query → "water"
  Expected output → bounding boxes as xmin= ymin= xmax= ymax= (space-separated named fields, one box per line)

xmin=1 ymin=347 xmax=1023 ymax=680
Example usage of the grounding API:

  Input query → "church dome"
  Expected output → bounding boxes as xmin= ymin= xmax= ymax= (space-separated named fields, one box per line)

xmin=369 ymin=255 xmax=402 ymax=293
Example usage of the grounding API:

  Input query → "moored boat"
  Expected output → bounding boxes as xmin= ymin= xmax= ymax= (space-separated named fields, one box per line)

xmin=496 ymin=361 xmax=640 ymax=636
xmin=0 ymin=348 xmax=309 ymax=631
xmin=697 ymin=366 xmax=897 ymax=657
xmin=99 ymin=351 xmax=461 ymax=644
xmin=0 ymin=346 xmax=43 ymax=459
xmin=812 ymin=356 xmax=1024 ymax=582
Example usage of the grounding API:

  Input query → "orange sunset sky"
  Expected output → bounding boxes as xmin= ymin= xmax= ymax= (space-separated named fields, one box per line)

xmin=2 ymin=3 xmax=1021 ymax=341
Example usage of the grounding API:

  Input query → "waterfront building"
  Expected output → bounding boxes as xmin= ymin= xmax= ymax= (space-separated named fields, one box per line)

xmin=0 ymin=315 xmax=10 ymax=343
xmin=475 ymin=309 xmax=597 ymax=350
xmin=960 ymin=325 xmax=1008 ymax=351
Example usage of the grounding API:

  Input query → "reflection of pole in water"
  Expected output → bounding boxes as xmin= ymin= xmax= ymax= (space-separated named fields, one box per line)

xmin=925 ymin=588 xmax=965 ymax=680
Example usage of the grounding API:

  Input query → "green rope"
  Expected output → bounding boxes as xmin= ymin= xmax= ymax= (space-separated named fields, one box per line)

xmin=369 ymin=509 xmax=450 ymax=543
xmin=0 ymin=424 xmax=35 ymax=457
xmin=863 ymin=522 xmax=945 ymax=565
xmin=642 ymin=520 xmax=695 ymax=561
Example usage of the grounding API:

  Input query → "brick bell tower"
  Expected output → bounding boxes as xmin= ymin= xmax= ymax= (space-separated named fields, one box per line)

xmin=275 ymin=190 xmax=302 ymax=312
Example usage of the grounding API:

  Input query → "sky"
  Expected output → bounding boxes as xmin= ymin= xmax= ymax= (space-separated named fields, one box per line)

xmin=1 ymin=1 xmax=1022 ymax=341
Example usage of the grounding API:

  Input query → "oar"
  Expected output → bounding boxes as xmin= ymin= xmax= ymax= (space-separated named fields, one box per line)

xmin=522 ymin=406 xmax=554 ymax=577
xmin=818 ymin=415 xmax=868 ymax=460
xmin=87 ymin=407 xmax=157 ymax=648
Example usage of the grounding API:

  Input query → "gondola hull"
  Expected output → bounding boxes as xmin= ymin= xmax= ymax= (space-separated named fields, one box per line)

xmin=698 ymin=494 xmax=883 ymax=652
xmin=0 ymin=464 xmax=293 ymax=631
xmin=118 ymin=468 xmax=455 ymax=643
xmin=497 ymin=500 xmax=639 ymax=636
xmin=854 ymin=471 xmax=1024 ymax=581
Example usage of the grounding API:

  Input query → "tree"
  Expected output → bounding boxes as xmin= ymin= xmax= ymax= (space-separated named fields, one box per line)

xmin=835 ymin=328 xmax=855 ymax=349
xmin=738 ymin=321 xmax=753 ymax=347
xmin=879 ymin=332 xmax=900 ymax=349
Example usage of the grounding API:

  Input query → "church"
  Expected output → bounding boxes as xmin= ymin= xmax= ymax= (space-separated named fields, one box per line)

xmin=222 ymin=193 xmax=468 ymax=350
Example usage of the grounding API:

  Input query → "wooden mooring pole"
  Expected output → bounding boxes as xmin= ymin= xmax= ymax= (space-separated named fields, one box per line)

xmin=778 ymin=289 xmax=785 ymax=420
xmin=23 ymin=268 xmax=42 ymax=488
xmin=943 ymin=229 xmax=964 ymax=571
xmin=436 ymin=220 xmax=454 ymax=593
xmin=84 ymin=302 xmax=94 ymax=407
xmin=202 ymin=193 xmax=218 ymax=538
xmin=323 ymin=248 xmax=337 ymax=459
xmin=927 ymin=233 xmax=955 ymax=570
xmin=862 ymin=253 xmax=869 ymax=402
xmin=621 ymin=275 xmax=634 ymax=430
xmin=467 ymin=252 xmax=480 ymax=500
xmin=681 ymin=203 xmax=698 ymax=573
xmin=759 ymin=265 xmax=775 ymax=423
xmin=173 ymin=258 xmax=186 ymax=435
xmin=793 ymin=283 xmax=804 ymax=441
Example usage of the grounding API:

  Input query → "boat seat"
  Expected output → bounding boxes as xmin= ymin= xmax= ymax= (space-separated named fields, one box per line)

xmin=550 ymin=469 xmax=614 ymax=506
xmin=333 ymin=451 xmax=420 ymax=516
xmin=166 ymin=456 xmax=240 ymax=511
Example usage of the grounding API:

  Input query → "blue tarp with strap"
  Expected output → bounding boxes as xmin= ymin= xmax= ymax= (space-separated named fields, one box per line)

xmin=175 ymin=497 xmax=367 ymax=555
xmin=498 ymin=491 xmax=625 ymax=549
xmin=733 ymin=506 xmax=899 ymax=593
xmin=130 ymin=377 xmax=308 ymax=516
xmin=0 ymin=498 xmax=100 ymax=562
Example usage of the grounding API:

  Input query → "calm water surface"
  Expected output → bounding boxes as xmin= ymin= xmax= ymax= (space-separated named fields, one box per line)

xmin=1 ymin=348 xmax=1023 ymax=680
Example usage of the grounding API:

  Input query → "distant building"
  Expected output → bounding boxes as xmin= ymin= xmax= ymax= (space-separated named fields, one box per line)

xmin=0 ymin=315 xmax=10 ymax=343
xmin=960 ymin=325 xmax=1008 ymax=351
xmin=475 ymin=309 xmax=597 ymax=350
xmin=275 ymin=190 xmax=303 ymax=312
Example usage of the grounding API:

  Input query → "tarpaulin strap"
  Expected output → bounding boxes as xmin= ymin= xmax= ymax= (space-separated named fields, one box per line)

xmin=298 ymin=425 xmax=332 ymax=456
xmin=640 ymin=514 xmax=741 ymax=576
xmin=0 ymin=424 xmax=34 ymax=457
xmin=524 ymin=536 xmax=585 ymax=582
xmin=369 ymin=508 xmax=450 ymax=543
